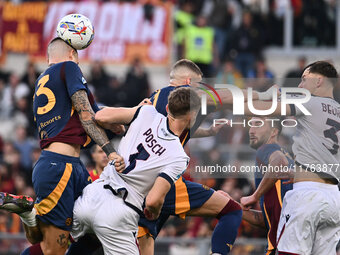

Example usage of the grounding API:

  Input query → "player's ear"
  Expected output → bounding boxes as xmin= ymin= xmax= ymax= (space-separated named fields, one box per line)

xmin=316 ymin=77 xmax=322 ymax=88
xmin=166 ymin=104 xmax=169 ymax=114
xmin=185 ymin=77 xmax=191 ymax=85
xmin=68 ymin=50 xmax=73 ymax=60
xmin=69 ymin=49 xmax=78 ymax=63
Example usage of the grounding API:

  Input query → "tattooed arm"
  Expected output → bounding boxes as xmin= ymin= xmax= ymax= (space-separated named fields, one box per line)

xmin=72 ymin=90 xmax=111 ymax=148
xmin=242 ymin=209 xmax=266 ymax=228
xmin=71 ymin=90 xmax=125 ymax=171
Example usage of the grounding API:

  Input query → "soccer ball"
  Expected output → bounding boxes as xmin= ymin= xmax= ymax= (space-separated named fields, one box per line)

xmin=56 ymin=14 xmax=94 ymax=50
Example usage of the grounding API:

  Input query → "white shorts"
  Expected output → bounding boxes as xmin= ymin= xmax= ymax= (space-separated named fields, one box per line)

xmin=71 ymin=180 xmax=140 ymax=255
xmin=277 ymin=181 xmax=340 ymax=255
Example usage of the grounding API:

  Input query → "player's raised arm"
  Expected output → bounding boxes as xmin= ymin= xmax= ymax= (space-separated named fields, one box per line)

xmin=192 ymin=121 xmax=228 ymax=138
xmin=144 ymin=177 xmax=172 ymax=220
xmin=71 ymin=90 xmax=125 ymax=171
xmin=243 ymin=100 xmax=292 ymax=116
xmin=241 ymin=150 xmax=291 ymax=210
xmin=144 ymin=154 xmax=188 ymax=220
xmin=201 ymin=84 xmax=278 ymax=108
xmin=95 ymin=106 xmax=140 ymax=125
xmin=221 ymin=98 xmax=293 ymax=116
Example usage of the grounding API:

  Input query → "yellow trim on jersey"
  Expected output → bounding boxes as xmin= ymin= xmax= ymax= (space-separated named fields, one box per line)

xmin=265 ymin=250 xmax=272 ymax=255
xmin=137 ymin=226 xmax=153 ymax=239
xmin=35 ymin=163 xmax=73 ymax=216
xmin=263 ymin=202 xmax=275 ymax=251
xmin=152 ymin=90 xmax=161 ymax=107
xmin=175 ymin=177 xmax=190 ymax=219
xmin=83 ymin=135 xmax=92 ymax=147
xmin=181 ymin=131 xmax=189 ymax=146
xmin=275 ymin=180 xmax=283 ymax=207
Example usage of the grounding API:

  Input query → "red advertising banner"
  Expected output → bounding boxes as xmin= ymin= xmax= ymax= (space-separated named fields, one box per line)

xmin=1 ymin=2 xmax=47 ymax=55
xmin=1 ymin=2 xmax=172 ymax=65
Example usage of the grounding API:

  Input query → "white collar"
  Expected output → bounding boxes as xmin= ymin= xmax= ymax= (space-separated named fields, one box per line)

xmin=157 ymin=117 xmax=177 ymax=141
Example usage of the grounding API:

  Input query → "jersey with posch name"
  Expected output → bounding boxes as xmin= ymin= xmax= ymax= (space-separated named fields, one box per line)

xmin=291 ymin=95 xmax=340 ymax=183
xmin=100 ymin=105 xmax=189 ymax=211
xmin=33 ymin=61 xmax=99 ymax=149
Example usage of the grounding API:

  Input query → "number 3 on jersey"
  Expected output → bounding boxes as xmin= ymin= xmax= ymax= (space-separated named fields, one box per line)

xmin=123 ymin=143 xmax=150 ymax=174
xmin=36 ymin=75 xmax=56 ymax=115
xmin=323 ymin=118 xmax=340 ymax=155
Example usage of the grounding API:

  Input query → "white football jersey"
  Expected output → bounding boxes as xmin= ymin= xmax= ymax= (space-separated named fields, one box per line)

xmin=292 ymin=96 xmax=340 ymax=182
xmin=100 ymin=105 xmax=189 ymax=211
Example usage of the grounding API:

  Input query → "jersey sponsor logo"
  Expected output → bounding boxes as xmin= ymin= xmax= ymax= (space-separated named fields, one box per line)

xmin=160 ymin=127 xmax=171 ymax=137
xmin=143 ymin=128 xmax=166 ymax=156
xmin=285 ymin=214 xmax=290 ymax=223
xmin=39 ymin=115 xmax=61 ymax=129
xmin=65 ymin=217 xmax=72 ymax=226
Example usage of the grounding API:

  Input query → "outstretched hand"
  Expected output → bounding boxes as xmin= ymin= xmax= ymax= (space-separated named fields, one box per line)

xmin=138 ymin=98 xmax=152 ymax=107
xmin=208 ymin=119 xmax=230 ymax=136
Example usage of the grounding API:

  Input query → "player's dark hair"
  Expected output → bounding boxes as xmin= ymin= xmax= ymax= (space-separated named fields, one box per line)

xmin=168 ymin=87 xmax=200 ymax=117
xmin=48 ymin=37 xmax=78 ymax=53
xmin=304 ymin=61 xmax=338 ymax=86
xmin=90 ymin=144 xmax=100 ymax=154
xmin=170 ymin=59 xmax=203 ymax=78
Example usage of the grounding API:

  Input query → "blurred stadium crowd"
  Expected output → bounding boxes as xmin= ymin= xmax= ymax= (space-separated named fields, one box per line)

xmin=0 ymin=0 xmax=339 ymax=254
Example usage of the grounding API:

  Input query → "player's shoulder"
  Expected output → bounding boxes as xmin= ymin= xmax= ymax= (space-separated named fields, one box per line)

xmin=46 ymin=61 xmax=80 ymax=73
xmin=256 ymin=143 xmax=281 ymax=158
xmin=130 ymin=105 xmax=159 ymax=124
xmin=63 ymin=61 xmax=83 ymax=74
xmin=157 ymin=85 xmax=190 ymax=94
xmin=165 ymin=133 xmax=189 ymax=161
xmin=295 ymin=95 xmax=339 ymax=117
xmin=139 ymin=105 xmax=158 ymax=116
xmin=164 ymin=84 xmax=190 ymax=91
xmin=62 ymin=60 xmax=78 ymax=67
xmin=166 ymin=142 xmax=189 ymax=164
xmin=305 ymin=95 xmax=339 ymax=106
xmin=45 ymin=62 xmax=62 ymax=72
xmin=150 ymin=86 xmax=174 ymax=98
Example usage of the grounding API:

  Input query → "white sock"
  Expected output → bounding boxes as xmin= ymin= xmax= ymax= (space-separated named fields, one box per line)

xmin=19 ymin=207 xmax=37 ymax=227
